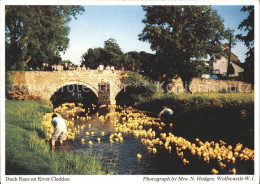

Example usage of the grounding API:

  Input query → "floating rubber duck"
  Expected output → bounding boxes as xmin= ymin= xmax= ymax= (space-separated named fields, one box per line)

xmin=152 ymin=148 xmax=157 ymax=154
xmin=230 ymin=168 xmax=236 ymax=175
xmin=182 ymin=158 xmax=189 ymax=165
xmin=137 ymin=154 xmax=142 ymax=159
xmin=211 ymin=168 xmax=218 ymax=174
xmin=81 ymin=138 xmax=85 ymax=143
xmin=97 ymin=138 xmax=101 ymax=143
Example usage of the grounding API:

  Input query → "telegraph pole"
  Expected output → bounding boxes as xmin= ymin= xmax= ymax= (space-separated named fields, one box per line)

xmin=227 ymin=34 xmax=232 ymax=78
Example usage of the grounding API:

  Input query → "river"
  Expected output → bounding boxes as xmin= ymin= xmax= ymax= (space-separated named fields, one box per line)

xmin=51 ymin=103 xmax=254 ymax=175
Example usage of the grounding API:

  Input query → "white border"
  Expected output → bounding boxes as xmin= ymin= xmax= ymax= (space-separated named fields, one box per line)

xmin=0 ymin=0 xmax=5 ymax=183
xmin=1 ymin=1 xmax=259 ymax=184
xmin=1 ymin=0 xmax=258 ymax=6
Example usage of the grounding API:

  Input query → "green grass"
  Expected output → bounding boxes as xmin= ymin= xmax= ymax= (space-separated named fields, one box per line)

xmin=136 ymin=92 xmax=254 ymax=114
xmin=6 ymin=100 xmax=109 ymax=175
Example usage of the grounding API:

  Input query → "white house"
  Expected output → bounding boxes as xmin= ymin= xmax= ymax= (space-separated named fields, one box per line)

xmin=211 ymin=52 xmax=244 ymax=78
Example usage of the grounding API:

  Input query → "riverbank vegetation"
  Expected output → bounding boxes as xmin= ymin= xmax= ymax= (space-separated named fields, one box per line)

xmin=121 ymin=72 xmax=160 ymax=101
xmin=136 ymin=92 xmax=254 ymax=114
xmin=6 ymin=100 xmax=109 ymax=175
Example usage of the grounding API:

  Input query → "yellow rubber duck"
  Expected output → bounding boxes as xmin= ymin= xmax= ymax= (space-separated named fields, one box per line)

xmin=230 ymin=168 xmax=236 ymax=175
xmin=97 ymin=138 xmax=101 ymax=143
xmin=152 ymin=148 xmax=157 ymax=154
xmin=182 ymin=158 xmax=189 ymax=165
xmin=211 ymin=168 xmax=218 ymax=174
xmin=137 ymin=154 xmax=142 ymax=159
xmin=81 ymin=138 xmax=85 ymax=143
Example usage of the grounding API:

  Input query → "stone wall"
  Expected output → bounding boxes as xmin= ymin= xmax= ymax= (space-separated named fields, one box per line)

xmin=170 ymin=77 xmax=253 ymax=93
xmin=10 ymin=71 xmax=131 ymax=104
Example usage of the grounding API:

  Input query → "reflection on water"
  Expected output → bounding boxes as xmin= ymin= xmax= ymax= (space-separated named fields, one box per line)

xmin=57 ymin=105 xmax=254 ymax=175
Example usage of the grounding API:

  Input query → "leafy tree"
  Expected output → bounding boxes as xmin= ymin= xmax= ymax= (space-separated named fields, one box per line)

xmin=236 ymin=6 xmax=254 ymax=84
xmin=5 ymin=6 xmax=85 ymax=71
xmin=103 ymin=38 xmax=124 ymax=67
xmin=81 ymin=48 xmax=104 ymax=69
xmin=126 ymin=51 xmax=158 ymax=80
xmin=81 ymin=38 xmax=125 ymax=68
xmin=60 ymin=59 xmax=73 ymax=66
xmin=52 ymin=55 xmax=62 ymax=65
xmin=139 ymin=6 xmax=234 ymax=91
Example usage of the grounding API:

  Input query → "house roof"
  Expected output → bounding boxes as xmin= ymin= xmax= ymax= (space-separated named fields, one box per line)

xmin=230 ymin=52 xmax=239 ymax=62
xmin=231 ymin=61 xmax=245 ymax=69
xmin=221 ymin=44 xmax=240 ymax=63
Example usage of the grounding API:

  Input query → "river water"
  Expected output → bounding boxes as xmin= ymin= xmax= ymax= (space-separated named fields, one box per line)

xmin=56 ymin=104 xmax=254 ymax=175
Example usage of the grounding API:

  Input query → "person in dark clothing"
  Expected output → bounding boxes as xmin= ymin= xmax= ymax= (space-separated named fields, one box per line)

xmin=63 ymin=63 xmax=69 ymax=70
xmin=45 ymin=63 xmax=52 ymax=71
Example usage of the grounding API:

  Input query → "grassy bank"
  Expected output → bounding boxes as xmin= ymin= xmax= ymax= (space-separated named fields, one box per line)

xmin=6 ymin=100 xmax=108 ymax=175
xmin=136 ymin=92 xmax=254 ymax=114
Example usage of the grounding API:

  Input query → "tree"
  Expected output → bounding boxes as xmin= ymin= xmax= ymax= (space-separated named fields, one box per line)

xmin=5 ymin=6 xmax=85 ymax=71
xmin=126 ymin=51 xmax=158 ymax=79
xmin=81 ymin=38 xmax=125 ymax=68
xmin=60 ymin=59 xmax=73 ymax=66
xmin=236 ymin=6 xmax=254 ymax=84
xmin=103 ymin=38 xmax=124 ymax=67
xmin=81 ymin=47 xmax=104 ymax=69
xmin=139 ymin=6 xmax=233 ymax=91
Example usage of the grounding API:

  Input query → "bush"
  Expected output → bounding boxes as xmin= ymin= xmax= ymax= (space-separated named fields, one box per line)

xmin=121 ymin=72 xmax=162 ymax=102
xmin=5 ymin=72 xmax=14 ymax=99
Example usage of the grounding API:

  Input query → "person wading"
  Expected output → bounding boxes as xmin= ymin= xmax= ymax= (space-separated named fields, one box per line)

xmin=50 ymin=114 xmax=67 ymax=149
xmin=158 ymin=106 xmax=174 ymax=125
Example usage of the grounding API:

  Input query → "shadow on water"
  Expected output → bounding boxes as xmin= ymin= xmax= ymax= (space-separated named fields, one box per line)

xmin=172 ymin=107 xmax=254 ymax=149
xmin=115 ymin=86 xmax=135 ymax=107
xmin=50 ymin=84 xmax=98 ymax=114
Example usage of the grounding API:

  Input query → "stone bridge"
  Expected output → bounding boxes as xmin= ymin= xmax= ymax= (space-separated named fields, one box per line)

xmin=10 ymin=70 xmax=133 ymax=105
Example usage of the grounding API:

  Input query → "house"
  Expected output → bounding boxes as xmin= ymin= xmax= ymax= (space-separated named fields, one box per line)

xmin=210 ymin=52 xmax=244 ymax=78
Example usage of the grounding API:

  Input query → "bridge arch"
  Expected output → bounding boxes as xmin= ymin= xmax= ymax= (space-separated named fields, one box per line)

xmin=48 ymin=80 xmax=99 ymax=100
xmin=49 ymin=81 xmax=99 ymax=109
xmin=114 ymin=85 xmax=136 ymax=106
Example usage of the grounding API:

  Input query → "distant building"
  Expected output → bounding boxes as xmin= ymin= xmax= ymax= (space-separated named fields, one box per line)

xmin=209 ymin=52 xmax=244 ymax=79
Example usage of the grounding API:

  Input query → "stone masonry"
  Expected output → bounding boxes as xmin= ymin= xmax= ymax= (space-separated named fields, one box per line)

xmin=170 ymin=77 xmax=253 ymax=93
xmin=10 ymin=70 xmax=131 ymax=105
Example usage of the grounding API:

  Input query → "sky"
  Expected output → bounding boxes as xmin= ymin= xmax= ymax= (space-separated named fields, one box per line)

xmin=61 ymin=5 xmax=249 ymax=65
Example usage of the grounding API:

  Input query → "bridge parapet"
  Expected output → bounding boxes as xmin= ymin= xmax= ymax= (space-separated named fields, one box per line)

xmin=9 ymin=70 xmax=132 ymax=105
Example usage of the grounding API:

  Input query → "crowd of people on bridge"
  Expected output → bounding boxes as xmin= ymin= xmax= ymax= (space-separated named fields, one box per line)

xmin=28 ymin=62 xmax=138 ymax=72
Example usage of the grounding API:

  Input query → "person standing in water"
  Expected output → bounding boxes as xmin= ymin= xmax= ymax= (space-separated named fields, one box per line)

xmin=158 ymin=106 xmax=174 ymax=124
xmin=50 ymin=114 xmax=67 ymax=149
